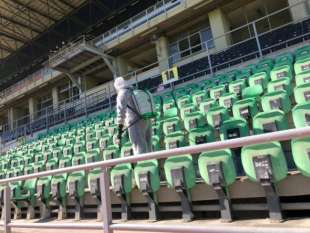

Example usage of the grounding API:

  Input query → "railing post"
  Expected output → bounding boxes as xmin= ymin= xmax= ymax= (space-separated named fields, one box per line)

xmin=206 ymin=42 xmax=213 ymax=76
xmin=108 ymin=85 xmax=112 ymax=113
xmin=100 ymin=167 xmax=112 ymax=233
xmin=252 ymin=22 xmax=263 ymax=58
xmin=4 ymin=184 xmax=11 ymax=233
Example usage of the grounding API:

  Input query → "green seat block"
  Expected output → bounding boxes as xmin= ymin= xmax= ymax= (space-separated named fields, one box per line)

xmin=164 ymin=155 xmax=196 ymax=189
xmin=198 ymin=149 xmax=236 ymax=186
xmin=261 ymin=90 xmax=291 ymax=113
xmin=188 ymin=127 xmax=215 ymax=145
xmin=163 ymin=100 xmax=175 ymax=111
xmin=14 ymin=179 xmax=37 ymax=205
xmin=267 ymin=77 xmax=292 ymax=95
xmin=218 ymin=74 xmax=233 ymax=85
xmin=177 ymin=96 xmax=192 ymax=108
xmin=248 ymin=72 xmax=269 ymax=89
xmin=295 ymin=45 xmax=310 ymax=61
xmin=210 ymin=85 xmax=226 ymax=100
xmin=163 ymin=107 xmax=178 ymax=119
xmin=253 ymin=110 xmax=288 ymax=134
xmin=67 ymin=172 xmax=86 ymax=199
xmin=241 ymin=142 xmax=288 ymax=183
xmin=294 ymin=56 xmax=310 ymax=75
xmin=206 ymin=106 xmax=229 ymax=129
xmin=121 ymin=142 xmax=134 ymax=157
xmin=275 ymin=52 xmax=294 ymax=66
xmin=103 ymin=145 xmax=120 ymax=160
xmin=164 ymin=131 xmax=187 ymax=149
xmin=257 ymin=58 xmax=274 ymax=71
xmin=270 ymin=64 xmax=292 ymax=81
xmin=236 ymin=67 xmax=251 ymax=80
xmin=219 ymin=93 xmax=237 ymax=109
xmin=192 ymin=90 xmax=208 ymax=106
xmin=294 ymin=83 xmax=310 ymax=104
xmin=134 ymin=160 xmax=160 ymax=192
xmin=199 ymin=98 xmax=217 ymax=116
xmin=228 ymin=79 xmax=246 ymax=96
xmin=163 ymin=117 xmax=181 ymax=136
xmin=37 ymin=176 xmax=52 ymax=201
xmin=232 ymin=98 xmax=259 ymax=120
xmin=180 ymin=104 xmax=197 ymax=120
xmin=295 ymin=71 xmax=310 ymax=86
xmin=292 ymin=102 xmax=310 ymax=127
xmin=110 ymin=163 xmax=133 ymax=194
xmin=184 ymin=111 xmax=206 ymax=132
xmin=242 ymin=86 xmax=263 ymax=100
xmin=220 ymin=118 xmax=249 ymax=140
xmin=291 ymin=137 xmax=310 ymax=177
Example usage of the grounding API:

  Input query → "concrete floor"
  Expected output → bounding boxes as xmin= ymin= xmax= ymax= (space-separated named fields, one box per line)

xmin=9 ymin=217 xmax=310 ymax=233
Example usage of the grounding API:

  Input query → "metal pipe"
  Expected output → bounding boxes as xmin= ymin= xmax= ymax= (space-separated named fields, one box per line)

xmin=8 ymin=223 xmax=102 ymax=230
xmin=1 ymin=127 xmax=310 ymax=185
xmin=110 ymin=224 xmax=310 ymax=233
xmin=100 ymin=167 xmax=113 ymax=233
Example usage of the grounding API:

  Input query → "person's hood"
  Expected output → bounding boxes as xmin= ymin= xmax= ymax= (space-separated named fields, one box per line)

xmin=114 ymin=76 xmax=128 ymax=92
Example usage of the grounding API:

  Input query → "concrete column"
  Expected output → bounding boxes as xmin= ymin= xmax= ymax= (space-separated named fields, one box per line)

xmin=155 ymin=36 xmax=170 ymax=72
xmin=8 ymin=107 xmax=15 ymax=130
xmin=208 ymin=8 xmax=231 ymax=50
xmin=115 ymin=57 xmax=130 ymax=77
xmin=52 ymin=86 xmax=59 ymax=111
xmin=28 ymin=97 xmax=38 ymax=122
xmin=288 ymin=0 xmax=310 ymax=21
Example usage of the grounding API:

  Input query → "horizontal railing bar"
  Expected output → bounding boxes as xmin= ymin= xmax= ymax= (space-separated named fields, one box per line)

xmin=0 ymin=127 xmax=310 ymax=185
xmin=110 ymin=224 xmax=310 ymax=233
xmin=8 ymin=222 xmax=103 ymax=230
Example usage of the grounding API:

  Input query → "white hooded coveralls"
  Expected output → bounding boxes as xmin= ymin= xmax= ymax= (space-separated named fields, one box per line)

xmin=114 ymin=77 xmax=152 ymax=155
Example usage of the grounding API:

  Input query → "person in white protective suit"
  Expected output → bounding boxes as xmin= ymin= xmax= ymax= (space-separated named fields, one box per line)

xmin=114 ymin=76 xmax=153 ymax=155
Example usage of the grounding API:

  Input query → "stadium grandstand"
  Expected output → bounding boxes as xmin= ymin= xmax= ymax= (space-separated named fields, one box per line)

xmin=0 ymin=0 xmax=309 ymax=232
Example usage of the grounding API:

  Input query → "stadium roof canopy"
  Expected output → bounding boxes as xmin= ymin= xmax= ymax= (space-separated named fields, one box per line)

xmin=0 ymin=0 xmax=156 ymax=90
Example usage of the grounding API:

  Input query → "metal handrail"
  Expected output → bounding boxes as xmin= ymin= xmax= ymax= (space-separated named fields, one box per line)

xmin=1 ymin=127 xmax=310 ymax=233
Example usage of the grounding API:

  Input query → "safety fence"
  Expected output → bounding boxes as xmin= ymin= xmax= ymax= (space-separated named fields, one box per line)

xmin=1 ymin=127 xmax=310 ymax=233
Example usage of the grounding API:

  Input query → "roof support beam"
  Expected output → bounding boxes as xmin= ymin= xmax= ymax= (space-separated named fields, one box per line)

xmin=58 ymin=0 xmax=76 ymax=9
xmin=0 ymin=13 xmax=41 ymax=34
xmin=0 ymin=43 xmax=15 ymax=53
xmin=0 ymin=31 xmax=28 ymax=43
xmin=12 ymin=0 xmax=58 ymax=22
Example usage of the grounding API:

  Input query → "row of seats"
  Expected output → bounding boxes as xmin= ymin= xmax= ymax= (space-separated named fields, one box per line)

xmin=0 ymin=45 xmax=310 ymax=223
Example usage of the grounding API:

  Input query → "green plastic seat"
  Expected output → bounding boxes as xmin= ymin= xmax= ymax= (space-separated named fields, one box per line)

xmin=292 ymin=102 xmax=310 ymax=127
xmin=294 ymin=56 xmax=310 ymax=75
xmin=295 ymin=45 xmax=310 ymax=61
xmin=267 ymin=77 xmax=292 ymax=95
xmin=188 ymin=126 xmax=215 ymax=145
xmin=219 ymin=93 xmax=237 ymax=109
xmin=220 ymin=118 xmax=249 ymax=140
xmin=294 ymin=83 xmax=310 ymax=104
xmin=236 ymin=67 xmax=251 ymax=80
xmin=291 ymin=137 xmax=310 ymax=177
xmin=241 ymin=142 xmax=288 ymax=183
xmin=180 ymin=104 xmax=196 ymax=120
xmin=206 ymin=106 xmax=229 ymax=129
xmin=270 ymin=64 xmax=292 ymax=81
xmin=242 ymin=86 xmax=264 ymax=100
xmin=261 ymin=90 xmax=291 ymax=113
xmin=295 ymin=71 xmax=310 ymax=86
xmin=183 ymin=111 xmax=206 ymax=132
xmin=103 ymin=145 xmax=120 ymax=160
xmin=253 ymin=110 xmax=288 ymax=134
xmin=232 ymin=98 xmax=259 ymax=120
xmin=257 ymin=58 xmax=274 ymax=71
xmin=275 ymin=52 xmax=294 ymax=66
xmin=177 ymin=95 xmax=192 ymax=108
xmin=218 ymin=74 xmax=233 ymax=85
xmin=210 ymin=85 xmax=226 ymax=100
xmin=228 ymin=79 xmax=246 ymax=96
xmin=198 ymin=149 xmax=236 ymax=186
xmin=163 ymin=112 xmax=181 ymax=136
xmin=248 ymin=72 xmax=269 ymax=89
xmin=199 ymin=98 xmax=217 ymax=116
xmin=192 ymin=90 xmax=208 ymax=106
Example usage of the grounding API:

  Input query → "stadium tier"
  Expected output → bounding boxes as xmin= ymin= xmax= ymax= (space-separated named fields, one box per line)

xmin=0 ymin=44 xmax=309 ymax=222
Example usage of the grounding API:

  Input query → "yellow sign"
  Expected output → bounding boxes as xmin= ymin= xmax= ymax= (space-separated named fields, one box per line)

xmin=162 ymin=66 xmax=179 ymax=84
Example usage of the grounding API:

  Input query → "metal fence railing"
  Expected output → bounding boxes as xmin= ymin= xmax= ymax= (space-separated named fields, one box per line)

xmin=1 ymin=127 xmax=310 ymax=233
